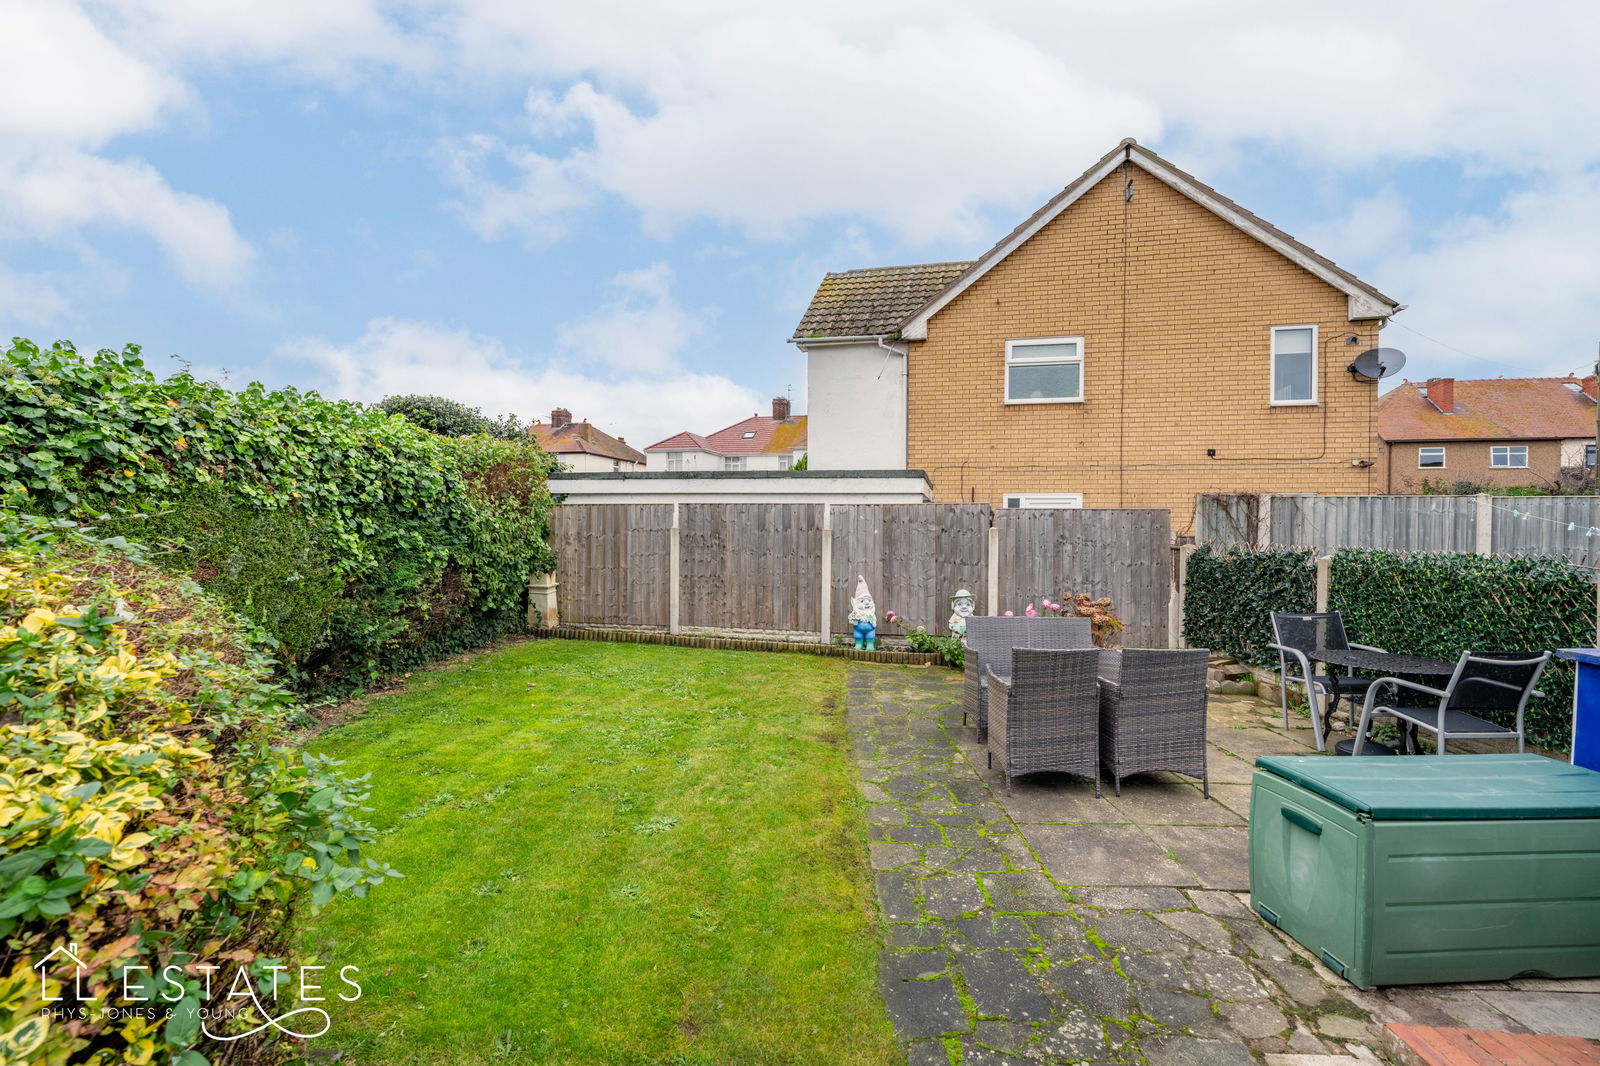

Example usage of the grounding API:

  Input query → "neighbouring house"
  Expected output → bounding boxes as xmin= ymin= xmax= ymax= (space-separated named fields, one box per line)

xmin=528 ymin=408 xmax=647 ymax=472
xmin=548 ymin=469 xmax=932 ymax=505
xmin=1379 ymin=375 xmax=1599 ymax=493
xmin=645 ymin=398 xmax=808 ymax=471
xmin=791 ymin=138 xmax=1402 ymax=530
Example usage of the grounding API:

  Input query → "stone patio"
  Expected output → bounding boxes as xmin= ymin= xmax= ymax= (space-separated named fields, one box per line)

xmin=847 ymin=666 xmax=1600 ymax=1065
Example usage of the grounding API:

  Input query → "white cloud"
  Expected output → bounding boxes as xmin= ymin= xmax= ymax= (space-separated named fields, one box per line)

xmin=279 ymin=266 xmax=762 ymax=446
xmin=556 ymin=262 xmax=702 ymax=373
xmin=1369 ymin=176 xmax=1600 ymax=384
xmin=0 ymin=151 xmax=253 ymax=286
xmin=0 ymin=267 xmax=70 ymax=326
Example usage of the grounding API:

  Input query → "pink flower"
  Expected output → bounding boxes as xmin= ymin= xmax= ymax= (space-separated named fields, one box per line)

xmin=1025 ymin=603 xmax=1037 ymax=617
xmin=1003 ymin=611 xmax=1014 ymax=617
xmin=885 ymin=610 xmax=897 ymax=622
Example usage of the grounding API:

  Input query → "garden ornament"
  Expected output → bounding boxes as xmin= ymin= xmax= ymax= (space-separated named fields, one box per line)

xmin=848 ymin=575 xmax=877 ymax=651
xmin=947 ymin=589 xmax=975 ymax=637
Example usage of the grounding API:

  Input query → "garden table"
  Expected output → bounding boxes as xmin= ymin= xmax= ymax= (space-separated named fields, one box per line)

xmin=1311 ymin=648 xmax=1457 ymax=756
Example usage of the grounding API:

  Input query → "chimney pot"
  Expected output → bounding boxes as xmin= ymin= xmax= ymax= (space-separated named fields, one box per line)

xmin=772 ymin=396 xmax=792 ymax=421
xmin=551 ymin=408 xmax=572 ymax=427
xmin=1424 ymin=377 xmax=1454 ymax=414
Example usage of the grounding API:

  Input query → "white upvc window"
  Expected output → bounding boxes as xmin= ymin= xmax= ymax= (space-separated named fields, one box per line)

xmin=723 ymin=455 xmax=747 ymax=471
xmin=1588 ymin=444 xmax=1597 ymax=468
xmin=666 ymin=453 xmax=684 ymax=471
xmin=1418 ymin=447 xmax=1446 ymax=468
xmin=1270 ymin=324 xmax=1318 ymax=405
xmin=1004 ymin=336 xmax=1083 ymax=404
xmin=777 ymin=454 xmax=792 ymax=470
xmin=1002 ymin=493 xmax=1084 ymax=509
xmin=1490 ymin=445 xmax=1528 ymax=468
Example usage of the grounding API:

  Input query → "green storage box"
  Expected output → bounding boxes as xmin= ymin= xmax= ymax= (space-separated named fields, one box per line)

xmin=1249 ymin=754 xmax=1600 ymax=989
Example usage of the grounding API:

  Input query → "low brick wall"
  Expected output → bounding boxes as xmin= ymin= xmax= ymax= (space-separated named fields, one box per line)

xmin=531 ymin=626 xmax=943 ymax=665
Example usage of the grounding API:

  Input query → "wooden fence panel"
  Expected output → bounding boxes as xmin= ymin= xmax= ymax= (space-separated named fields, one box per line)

xmin=1273 ymin=495 xmax=1477 ymax=553
xmin=1492 ymin=496 xmax=1600 ymax=563
xmin=551 ymin=504 xmax=673 ymax=626
xmin=995 ymin=509 xmax=1171 ymax=648
xmin=679 ymin=503 xmax=824 ymax=632
xmin=828 ymin=504 xmax=989 ymax=637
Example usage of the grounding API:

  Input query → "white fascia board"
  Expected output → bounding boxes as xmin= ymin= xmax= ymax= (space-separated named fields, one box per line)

xmin=899 ymin=150 xmax=1398 ymax=341
xmin=899 ymin=153 xmax=1126 ymax=341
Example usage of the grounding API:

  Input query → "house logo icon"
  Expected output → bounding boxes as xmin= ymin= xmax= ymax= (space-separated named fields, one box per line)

xmin=34 ymin=943 xmax=88 ymax=1002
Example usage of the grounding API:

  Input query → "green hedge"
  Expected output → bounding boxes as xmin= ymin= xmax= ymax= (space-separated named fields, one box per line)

xmin=1330 ymin=549 xmax=1592 ymax=752
xmin=0 ymin=339 xmax=558 ymax=694
xmin=1182 ymin=545 xmax=1316 ymax=667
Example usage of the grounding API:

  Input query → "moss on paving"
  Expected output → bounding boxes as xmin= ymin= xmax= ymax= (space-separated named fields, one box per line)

xmin=295 ymin=639 xmax=898 ymax=1065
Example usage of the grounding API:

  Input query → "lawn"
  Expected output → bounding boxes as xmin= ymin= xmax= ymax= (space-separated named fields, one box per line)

xmin=294 ymin=639 xmax=898 ymax=1066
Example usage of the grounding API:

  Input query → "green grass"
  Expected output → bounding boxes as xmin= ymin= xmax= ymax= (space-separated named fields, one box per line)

xmin=295 ymin=639 xmax=898 ymax=1066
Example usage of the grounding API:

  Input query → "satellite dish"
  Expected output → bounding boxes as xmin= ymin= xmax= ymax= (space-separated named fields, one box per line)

xmin=1348 ymin=347 xmax=1406 ymax=379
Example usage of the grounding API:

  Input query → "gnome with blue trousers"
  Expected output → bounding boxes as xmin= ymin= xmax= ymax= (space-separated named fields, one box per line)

xmin=848 ymin=574 xmax=877 ymax=651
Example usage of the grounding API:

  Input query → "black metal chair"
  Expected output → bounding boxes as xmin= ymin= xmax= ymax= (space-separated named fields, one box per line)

xmin=1354 ymin=651 xmax=1550 ymax=755
xmin=1268 ymin=611 xmax=1386 ymax=751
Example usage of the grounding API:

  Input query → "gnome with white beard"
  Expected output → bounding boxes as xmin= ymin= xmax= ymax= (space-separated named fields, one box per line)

xmin=848 ymin=574 xmax=878 ymax=651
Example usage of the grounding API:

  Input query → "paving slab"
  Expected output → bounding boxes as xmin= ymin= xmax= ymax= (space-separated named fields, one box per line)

xmin=1145 ymin=824 xmax=1253 ymax=890
xmin=1475 ymin=989 xmax=1600 ymax=1038
xmin=1028 ymin=823 xmax=1201 ymax=887
xmin=1105 ymin=779 xmax=1244 ymax=826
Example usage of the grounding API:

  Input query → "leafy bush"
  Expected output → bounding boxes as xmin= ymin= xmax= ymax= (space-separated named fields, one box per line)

xmin=0 ymin=516 xmax=397 ymax=1065
xmin=376 ymin=394 xmax=523 ymax=440
xmin=1 ymin=340 xmax=558 ymax=694
xmin=1182 ymin=546 xmax=1316 ymax=666
xmin=1330 ymin=549 xmax=1591 ymax=751
xmin=903 ymin=627 xmax=964 ymax=669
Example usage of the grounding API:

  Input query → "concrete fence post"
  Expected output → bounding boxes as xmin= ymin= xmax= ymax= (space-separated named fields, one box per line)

xmin=668 ymin=503 xmax=681 ymax=635
xmin=1172 ymin=543 xmax=1196 ymax=648
xmin=1256 ymin=493 xmax=1275 ymax=550
xmin=819 ymin=503 xmax=833 ymax=644
xmin=528 ymin=572 xmax=559 ymax=629
xmin=1475 ymin=493 xmax=1494 ymax=555
xmin=986 ymin=521 xmax=1001 ymax=616
xmin=1315 ymin=555 xmax=1332 ymax=612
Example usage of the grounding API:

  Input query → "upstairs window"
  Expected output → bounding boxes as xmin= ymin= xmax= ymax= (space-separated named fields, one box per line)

xmin=1271 ymin=325 xmax=1317 ymax=405
xmin=1005 ymin=337 xmax=1083 ymax=404
xmin=1490 ymin=445 xmax=1528 ymax=468
xmin=666 ymin=453 xmax=684 ymax=471
xmin=723 ymin=455 xmax=747 ymax=471
xmin=1418 ymin=447 xmax=1445 ymax=468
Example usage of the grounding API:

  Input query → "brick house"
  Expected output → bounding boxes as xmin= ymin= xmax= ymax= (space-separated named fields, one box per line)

xmin=645 ymin=397 xmax=808 ymax=471
xmin=1379 ymin=376 xmax=1599 ymax=493
xmin=528 ymin=408 xmax=646 ymax=472
xmin=791 ymin=139 xmax=1402 ymax=531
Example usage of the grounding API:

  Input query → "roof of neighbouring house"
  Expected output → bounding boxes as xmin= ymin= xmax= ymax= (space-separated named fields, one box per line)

xmin=791 ymin=262 xmax=974 ymax=339
xmin=646 ymin=414 xmax=808 ymax=456
xmin=792 ymin=138 xmax=1400 ymax=341
xmin=528 ymin=419 xmax=647 ymax=464
xmin=1379 ymin=376 xmax=1599 ymax=442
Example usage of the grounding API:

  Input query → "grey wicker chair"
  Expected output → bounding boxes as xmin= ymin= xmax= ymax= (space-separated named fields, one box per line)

xmin=1097 ymin=649 xmax=1211 ymax=797
xmin=986 ymin=648 xmax=1102 ymax=796
xmin=1354 ymin=651 xmax=1550 ymax=756
xmin=963 ymin=617 xmax=1094 ymax=732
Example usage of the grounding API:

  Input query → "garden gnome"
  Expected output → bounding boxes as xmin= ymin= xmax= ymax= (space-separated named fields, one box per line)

xmin=947 ymin=589 xmax=975 ymax=638
xmin=848 ymin=575 xmax=877 ymax=651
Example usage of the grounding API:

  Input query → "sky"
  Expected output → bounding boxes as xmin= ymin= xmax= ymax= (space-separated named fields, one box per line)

xmin=2 ymin=0 xmax=1599 ymax=448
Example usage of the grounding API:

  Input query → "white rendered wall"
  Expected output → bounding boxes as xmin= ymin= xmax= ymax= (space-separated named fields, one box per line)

xmin=555 ymin=452 xmax=644 ymax=473
xmin=804 ymin=342 xmax=907 ymax=470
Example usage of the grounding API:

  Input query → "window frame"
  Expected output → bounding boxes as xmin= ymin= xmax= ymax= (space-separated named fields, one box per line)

xmin=1001 ymin=492 xmax=1084 ymax=509
xmin=1490 ymin=445 xmax=1529 ymax=469
xmin=1417 ymin=446 xmax=1446 ymax=469
xmin=666 ymin=453 xmax=684 ymax=471
xmin=1587 ymin=443 xmax=1596 ymax=468
xmin=1004 ymin=336 xmax=1084 ymax=405
xmin=723 ymin=455 xmax=747 ymax=471
xmin=1269 ymin=324 xmax=1319 ymax=407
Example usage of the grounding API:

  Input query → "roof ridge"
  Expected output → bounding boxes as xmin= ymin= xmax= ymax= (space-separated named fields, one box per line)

xmin=825 ymin=260 xmax=977 ymax=276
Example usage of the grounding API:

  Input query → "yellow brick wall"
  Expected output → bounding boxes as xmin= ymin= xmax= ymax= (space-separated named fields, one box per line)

xmin=906 ymin=165 xmax=1384 ymax=534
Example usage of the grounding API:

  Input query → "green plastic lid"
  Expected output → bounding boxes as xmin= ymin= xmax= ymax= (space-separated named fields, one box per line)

xmin=1254 ymin=754 xmax=1600 ymax=820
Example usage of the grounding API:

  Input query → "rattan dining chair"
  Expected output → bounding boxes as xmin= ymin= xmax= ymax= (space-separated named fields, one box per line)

xmin=1353 ymin=651 xmax=1551 ymax=756
xmin=962 ymin=616 xmax=1093 ymax=732
xmin=1268 ymin=611 xmax=1386 ymax=751
xmin=1098 ymin=649 xmax=1211 ymax=797
xmin=986 ymin=648 xmax=1102 ymax=796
